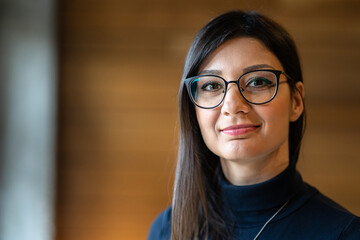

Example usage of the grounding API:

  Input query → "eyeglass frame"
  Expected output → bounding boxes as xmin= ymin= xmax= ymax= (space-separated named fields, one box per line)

xmin=184 ymin=69 xmax=293 ymax=109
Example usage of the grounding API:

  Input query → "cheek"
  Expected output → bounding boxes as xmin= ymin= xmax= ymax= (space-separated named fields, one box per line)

xmin=258 ymin=96 xmax=292 ymax=135
xmin=196 ymin=109 xmax=215 ymax=128
xmin=195 ymin=108 xmax=219 ymax=138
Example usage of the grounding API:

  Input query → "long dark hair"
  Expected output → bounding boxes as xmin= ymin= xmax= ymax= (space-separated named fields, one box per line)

xmin=171 ymin=10 xmax=305 ymax=240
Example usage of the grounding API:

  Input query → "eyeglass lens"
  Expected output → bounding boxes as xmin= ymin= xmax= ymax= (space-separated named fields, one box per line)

xmin=189 ymin=70 xmax=278 ymax=108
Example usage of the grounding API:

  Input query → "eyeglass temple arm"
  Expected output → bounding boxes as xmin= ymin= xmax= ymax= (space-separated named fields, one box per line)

xmin=282 ymin=72 xmax=294 ymax=83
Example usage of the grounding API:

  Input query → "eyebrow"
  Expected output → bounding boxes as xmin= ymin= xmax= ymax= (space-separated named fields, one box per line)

xmin=198 ymin=64 xmax=275 ymax=76
xmin=198 ymin=69 xmax=223 ymax=75
xmin=243 ymin=64 xmax=275 ymax=72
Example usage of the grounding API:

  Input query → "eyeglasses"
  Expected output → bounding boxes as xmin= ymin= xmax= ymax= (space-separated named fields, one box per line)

xmin=184 ymin=69 xmax=291 ymax=109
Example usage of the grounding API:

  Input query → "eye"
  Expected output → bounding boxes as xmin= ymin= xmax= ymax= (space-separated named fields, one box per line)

xmin=201 ymin=81 xmax=224 ymax=92
xmin=246 ymin=77 xmax=273 ymax=88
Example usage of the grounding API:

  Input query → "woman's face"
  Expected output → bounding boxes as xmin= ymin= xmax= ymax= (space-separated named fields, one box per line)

xmin=195 ymin=37 xmax=304 ymax=165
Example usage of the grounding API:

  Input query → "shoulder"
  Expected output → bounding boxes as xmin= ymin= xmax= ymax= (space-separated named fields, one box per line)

xmin=147 ymin=206 xmax=172 ymax=240
xmin=300 ymin=184 xmax=360 ymax=239
xmin=313 ymin=191 xmax=360 ymax=239
xmin=339 ymin=215 xmax=360 ymax=240
xmin=308 ymin=186 xmax=357 ymax=220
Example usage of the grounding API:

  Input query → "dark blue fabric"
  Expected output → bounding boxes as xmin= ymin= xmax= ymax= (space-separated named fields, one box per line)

xmin=148 ymin=164 xmax=360 ymax=239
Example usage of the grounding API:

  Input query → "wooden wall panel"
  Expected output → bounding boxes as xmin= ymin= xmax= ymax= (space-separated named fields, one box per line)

xmin=56 ymin=1 xmax=360 ymax=239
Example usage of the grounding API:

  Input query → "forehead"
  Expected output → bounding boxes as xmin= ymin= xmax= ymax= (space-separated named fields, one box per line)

xmin=198 ymin=37 xmax=284 ymax=76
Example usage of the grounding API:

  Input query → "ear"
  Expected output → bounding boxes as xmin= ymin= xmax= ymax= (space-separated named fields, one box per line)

xmin=290 ymin=81 xmax=305 ymax=122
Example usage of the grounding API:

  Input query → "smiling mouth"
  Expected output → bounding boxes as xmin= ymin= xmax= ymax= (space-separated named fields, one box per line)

xmin=221 ymin=124 xmax=260 ymax=136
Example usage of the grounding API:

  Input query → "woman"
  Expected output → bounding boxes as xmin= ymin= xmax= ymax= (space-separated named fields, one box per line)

xmin=148 ymin=10 xmax=360 ymax=240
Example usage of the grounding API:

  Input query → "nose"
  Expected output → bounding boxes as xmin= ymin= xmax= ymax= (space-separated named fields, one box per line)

xmin=221 ymin=83 xmax=251 ymax=115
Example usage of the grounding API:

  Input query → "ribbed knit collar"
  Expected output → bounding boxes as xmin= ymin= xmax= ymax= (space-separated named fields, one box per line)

xmin=219 ymin=161 xmax=305 ymax=227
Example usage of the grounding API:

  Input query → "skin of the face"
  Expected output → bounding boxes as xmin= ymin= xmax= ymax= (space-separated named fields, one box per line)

xmin=195 ymin=37 xmax=304 ymax=185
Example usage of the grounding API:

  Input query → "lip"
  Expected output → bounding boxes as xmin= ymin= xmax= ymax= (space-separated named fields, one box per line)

xmin=221 ymin=124 xmax=260 ymax=136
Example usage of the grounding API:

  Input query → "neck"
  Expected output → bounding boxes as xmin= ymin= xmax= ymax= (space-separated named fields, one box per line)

xmin=220 ymin=148 xmax=289 ymax=186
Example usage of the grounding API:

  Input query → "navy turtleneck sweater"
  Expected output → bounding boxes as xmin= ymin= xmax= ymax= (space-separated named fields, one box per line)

xmin=148 ymin=164 xmax=360 ymax=239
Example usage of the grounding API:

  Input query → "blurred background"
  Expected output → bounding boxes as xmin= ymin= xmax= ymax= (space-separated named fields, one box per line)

xmin=1 ymin=0 xmax=359 ymax=239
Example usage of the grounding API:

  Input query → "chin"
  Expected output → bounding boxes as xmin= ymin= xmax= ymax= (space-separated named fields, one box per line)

xmin=220 ymin=153 xmax=258 ymax=162
xmin=219 ymin=147 xmax=273 ymax=162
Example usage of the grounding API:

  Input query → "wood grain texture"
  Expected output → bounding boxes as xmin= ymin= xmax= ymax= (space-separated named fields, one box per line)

xmin=56 ymin=1 xmax=360 ymax=239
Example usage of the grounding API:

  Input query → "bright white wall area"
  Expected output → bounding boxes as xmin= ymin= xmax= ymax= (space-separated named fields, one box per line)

xmin=0 ymin=1 xmax=56 ymax=240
